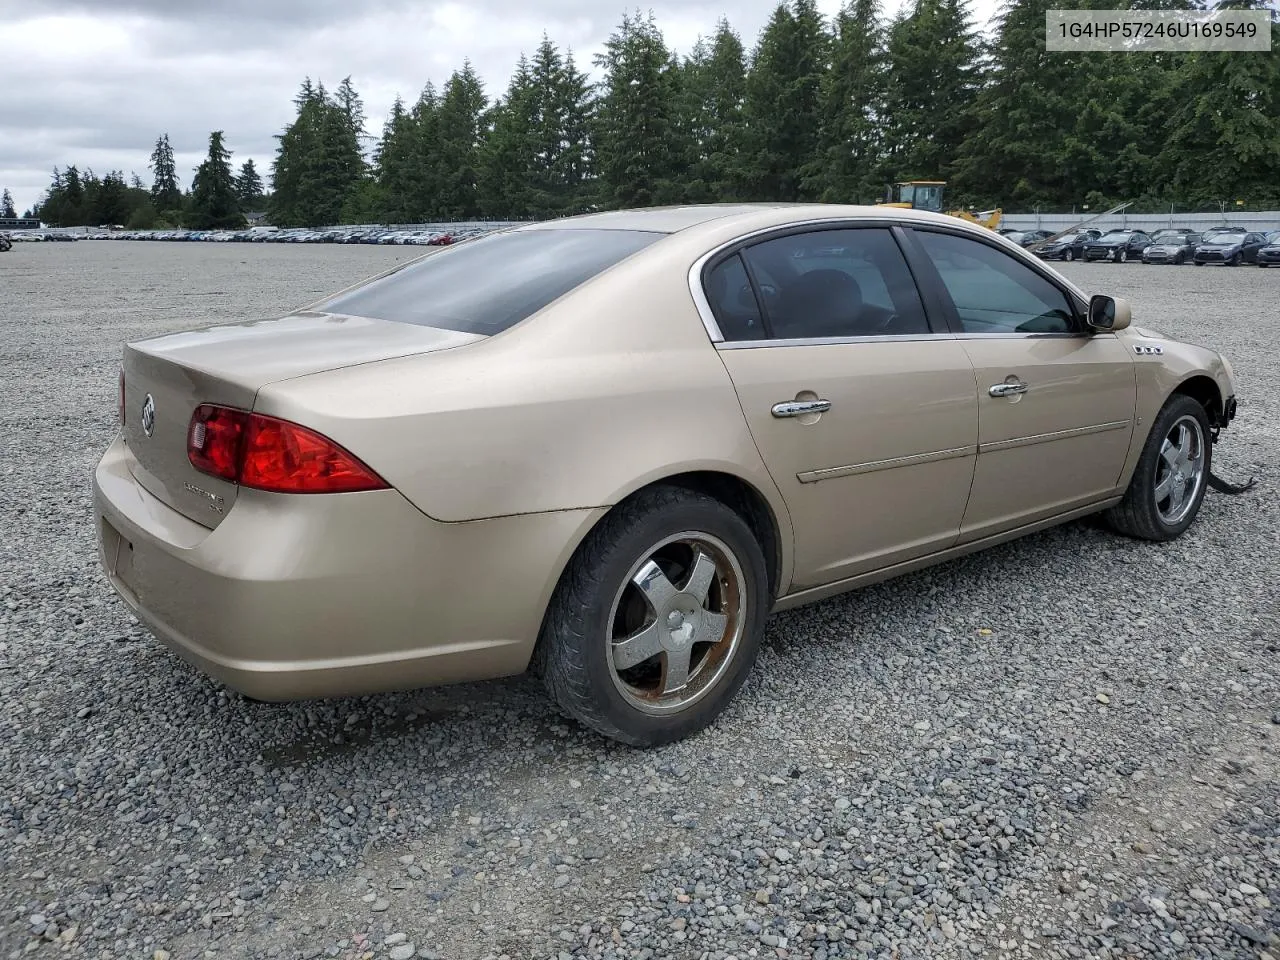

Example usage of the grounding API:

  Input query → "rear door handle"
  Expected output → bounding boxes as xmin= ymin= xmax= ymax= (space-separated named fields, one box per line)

xmin=771 ymin=399 xmax=832 ymax=418
xmin=988 ymin=380 xmax=1028 ymax=398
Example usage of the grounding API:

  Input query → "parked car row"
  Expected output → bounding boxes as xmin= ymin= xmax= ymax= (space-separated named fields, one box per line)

xmin=81 ymin=225 xmax=501 ymax=245
xmin=1028 ymin=226 xmax=1280 ymax=266
xmin=5 ymin=231 xmax=80 ymax=242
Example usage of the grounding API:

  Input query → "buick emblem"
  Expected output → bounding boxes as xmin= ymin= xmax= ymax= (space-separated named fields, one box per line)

xmin=140 ymin=394 xmax=156 ymax=437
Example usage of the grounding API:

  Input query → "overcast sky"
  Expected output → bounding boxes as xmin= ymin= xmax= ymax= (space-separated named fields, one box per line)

xmin=2 ymin=0 xmax=1000 ymax=216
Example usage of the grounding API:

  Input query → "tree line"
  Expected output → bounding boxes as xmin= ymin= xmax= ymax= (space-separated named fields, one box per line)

xmin=24 ymin=0 xmax=1280 ymax=229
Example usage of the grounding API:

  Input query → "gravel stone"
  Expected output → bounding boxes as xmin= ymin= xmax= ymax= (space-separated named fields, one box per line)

xmin=1 ymin=244 xmax=1277 ymax=960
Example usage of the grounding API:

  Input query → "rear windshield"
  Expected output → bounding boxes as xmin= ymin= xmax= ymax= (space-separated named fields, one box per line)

xmin=318 ymin=228 xmax=663 ymax=335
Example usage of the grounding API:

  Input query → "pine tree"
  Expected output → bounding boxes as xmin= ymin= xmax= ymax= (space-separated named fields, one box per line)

xmin=433 ymin=63 xmax=488 ymax=219
xmin=593 ymin=12 xmax=686 ymax=209
xmin=808 ymin=0 xmax=886 ymax=203
xmin=271 ymin=79 xmax=367 ymax=226
xmin=374 ymin=96 xmax=421 ymax=223
xmin=881 ymin=0 xmax=983 ymax=187
xmin=556 ymin=50 xmax=595 ymax=213
xmin=189 ymin=131 xmax=243 ymax=229
xmin=405 ymin=83 xmax=444 ymax=221
xmin=0 ymin=188 xmax=15 ymax=219
xmin=952 ymin=0 xmax=1076 ymax=207
xmin=89 ymin=171 xmax=132 ymax=225
xmin=149 ymin=134 xmax=183 ymax=211
xmin=479 ymin=58 xmax=538 ymax=218
xmin=699 ymin=21 xmax=750 ymax=201
xmin=235 ymin=159 xmax=265 ymax=209
xmin=743 ymin=1 xmax=829 ymax=201
xmin=1161 ymin=10 xmax=1280 ymax=207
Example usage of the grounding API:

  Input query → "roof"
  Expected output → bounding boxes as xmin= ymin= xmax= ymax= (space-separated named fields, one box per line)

xmin=520 ymin=204 xmax=797 ymax=234
xmin=519 ymin=203 xmax=989 ymax=236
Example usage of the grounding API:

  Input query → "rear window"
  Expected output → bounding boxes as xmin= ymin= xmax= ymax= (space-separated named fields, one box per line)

xmin=318 ymin=228 xmax=663 ymax=335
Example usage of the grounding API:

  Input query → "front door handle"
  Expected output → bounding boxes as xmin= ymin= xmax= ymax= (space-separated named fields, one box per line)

xmin=988 ymin=380 xmax=1028 ymax=398
xmin=772 ymin=399 xmax=832 ymax=418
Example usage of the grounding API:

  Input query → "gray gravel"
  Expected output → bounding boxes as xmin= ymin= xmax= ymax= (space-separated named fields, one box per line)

xmin=2 ymin=242 xmax=1277 ymax=960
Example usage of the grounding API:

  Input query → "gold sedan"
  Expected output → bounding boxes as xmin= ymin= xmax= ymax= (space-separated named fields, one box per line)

xmin=94 ymin=205 xmax=1240 ymax=746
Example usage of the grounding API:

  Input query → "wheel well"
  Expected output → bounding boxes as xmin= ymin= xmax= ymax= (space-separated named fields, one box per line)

xmin=636 ymin=472 xmax=783 ymax=602
xmin=1173 ymin=375 xmax=1223 ymax=425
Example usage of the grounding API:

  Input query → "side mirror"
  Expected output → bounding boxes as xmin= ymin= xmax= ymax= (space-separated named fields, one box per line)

xmin=1088 ymin=294 xmax=1131 ymax=332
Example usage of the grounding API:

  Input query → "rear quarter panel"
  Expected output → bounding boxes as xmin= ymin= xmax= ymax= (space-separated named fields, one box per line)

xmin=252 ymin=237 xmax=795 ymax=586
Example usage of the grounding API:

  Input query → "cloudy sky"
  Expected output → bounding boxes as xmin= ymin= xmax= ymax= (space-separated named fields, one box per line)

xmin=3 ymin=0 xmax=1000 ymax=216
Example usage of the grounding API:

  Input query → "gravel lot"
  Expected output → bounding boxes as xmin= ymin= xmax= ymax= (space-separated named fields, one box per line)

xmin=2 ymin=241 xmax=1277 ymax=960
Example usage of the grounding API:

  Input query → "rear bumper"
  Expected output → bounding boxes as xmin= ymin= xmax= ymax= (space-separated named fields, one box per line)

xmin=94 ymin=435 xmax=602 ymax=700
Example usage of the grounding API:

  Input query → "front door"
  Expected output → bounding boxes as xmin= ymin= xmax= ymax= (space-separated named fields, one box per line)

xmin=703 ymin=226 xmax=979 ymax=591
xmin=908 ymin=228 xmax=1137 ymax=540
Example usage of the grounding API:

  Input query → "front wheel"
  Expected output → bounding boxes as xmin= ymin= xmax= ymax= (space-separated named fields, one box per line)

xmin=1063 ymin=248 xmax=1076 ymax=262
xmin=1174 ymin=252 xmax=1185 ymax=265
xmin=1116 ymin=248 xmax=1128 ymax=263
xmin=537 ymin=486 xmax=769 ymax=746
xmin=1104 ymin=395 xmax=1211 ymax=542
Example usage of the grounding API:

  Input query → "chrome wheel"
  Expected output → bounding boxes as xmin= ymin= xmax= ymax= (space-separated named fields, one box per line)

xmin=607 ymin=532 xmax=746 ymax=716
xmin=1154 ymin=415 xmax=1206 ymax=525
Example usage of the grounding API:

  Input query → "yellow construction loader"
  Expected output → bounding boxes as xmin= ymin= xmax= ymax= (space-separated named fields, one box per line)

xmin=878 ymin=180 xmax=1003 ymax=230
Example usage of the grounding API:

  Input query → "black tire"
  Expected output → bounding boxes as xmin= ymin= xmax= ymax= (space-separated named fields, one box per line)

xmin=1174 ymin=252 xmax=1185 ymax=265
xmin=1194 ymin=260 xmax=1204 ymax=266
xmin=1104 ymin=395 xmax=1212 ymax=542
xmin=1063 ymin=248 xmax=1075 ymax=262
xmin=1259 ymin=262 xmax=1269 ymax=268
xmin=536 ymin=485 xmax=769 ymax=747
xmin=1116 ymin=248 xmax=1127 ymax=263
xmin=1228 ymin=252 xmax=1242 ymax=266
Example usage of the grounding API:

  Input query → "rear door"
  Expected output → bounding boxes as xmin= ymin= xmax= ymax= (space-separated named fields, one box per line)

xmin=703 ymin=224 xmax=978 ymax=591
xmin=904 ymin=227 xmax=1136 ymax=542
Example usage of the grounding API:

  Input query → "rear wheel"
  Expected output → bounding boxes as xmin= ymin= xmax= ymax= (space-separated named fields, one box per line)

xmin=537 ymin=486 xmax=768 ymax=746
xmin=1104 ymin=395 xmax=1211 ymax=542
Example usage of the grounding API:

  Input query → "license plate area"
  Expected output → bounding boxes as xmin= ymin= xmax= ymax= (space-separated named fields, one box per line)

xmin=101 ymin=516 xmax=140 ymax=606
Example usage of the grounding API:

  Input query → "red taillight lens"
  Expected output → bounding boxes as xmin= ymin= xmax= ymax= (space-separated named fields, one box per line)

xmin=187 ymin=405 xmax=387 ymax=494
xmin=188 ymin=404 xmax=247 ymax=482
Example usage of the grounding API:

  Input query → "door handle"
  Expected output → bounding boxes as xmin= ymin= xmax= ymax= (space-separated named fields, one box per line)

xmin=988 ymin=380 xmax=1028 ymax=398
xmin=771 ymin=399 xmax=832 ymax=418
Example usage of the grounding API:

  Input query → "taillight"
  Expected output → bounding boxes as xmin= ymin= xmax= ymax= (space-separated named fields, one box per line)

xmin=118 ymin=369 xmax=126 ymax=426
xmin=186 ymin=404 xmax=388 ymax=494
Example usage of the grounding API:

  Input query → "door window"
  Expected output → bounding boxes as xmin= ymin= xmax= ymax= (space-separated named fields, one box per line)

xmin=721 ymin=228 xmax=930 ymax=341
xmin=914 ymin=230 xmax=1079 ymax=335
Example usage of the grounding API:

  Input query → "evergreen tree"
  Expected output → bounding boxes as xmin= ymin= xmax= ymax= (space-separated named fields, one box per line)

xmin=1161 ymin=9 xmax=1280 ymax=207
xmin=556 ymin=50 xmax=595 ymax=213
xmin=432 ymin=63 xmax=488 ymax=219
xmin=0 ymin=188 xmax=15 ymax=219
xmin=271 ymin=79 xmax=367 ymax=226
xmin=235 ymin=159 xmax=265 ymax=209
xmin=808 ymin=0 xmax=886 ymax=203
xmin=90 ymin=171 xmax=131 ymax=225
xmin=374 ymin=96 xmax=422 ymax=223
xmin=697 ymin=21 xmax=750 ymax=201
xmin=743 ymin=1 xmax=829 ymax=201
xmin=479 ymin=58 xmax=538 ymax=218
xmin=881 ymin=0 xmax=983 ymax=187
xmin=404 ymin=82 xmax=444 ymax=221
xmin=593 ymin=12 xmax=686 ymax=209
xmin=189 ymin=131 xmax=243 ymax=229
xmin=149 ymin=134 xmax=183 ymax=211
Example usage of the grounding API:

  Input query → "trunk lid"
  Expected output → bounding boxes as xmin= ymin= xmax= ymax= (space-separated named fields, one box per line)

xmin=121 ymin=311 xmax=482 ymax=528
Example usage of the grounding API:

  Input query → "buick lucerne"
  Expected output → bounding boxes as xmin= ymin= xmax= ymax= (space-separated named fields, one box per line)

xmin=94 ymin=205 xmax=1240 ymax=746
